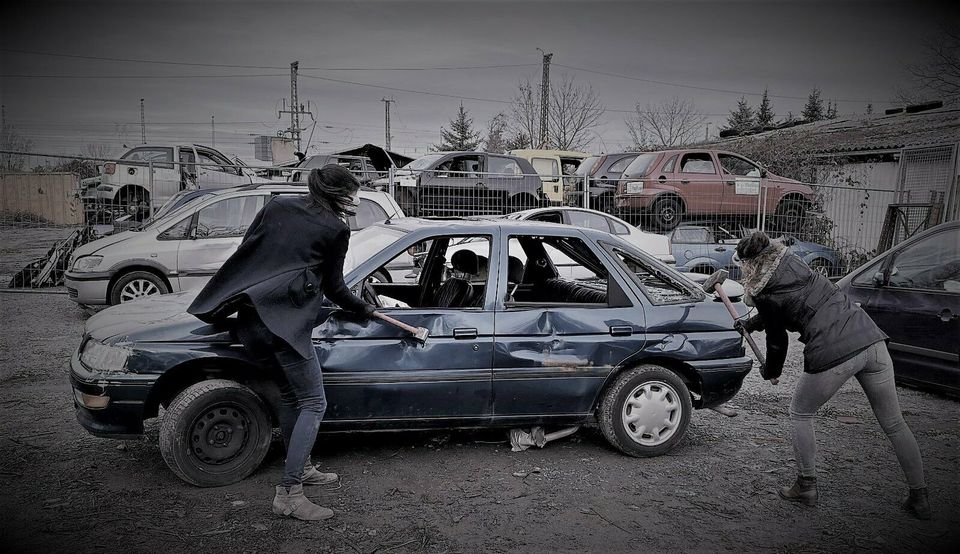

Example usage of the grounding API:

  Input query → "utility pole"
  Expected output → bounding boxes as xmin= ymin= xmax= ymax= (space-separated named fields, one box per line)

xmin=536 ymin=48 xmax=552 ymax=149
xmin=140 ymin=98 xmax=146 ymax=144
xmin=277 ymin=61 xmax=314 ymax=152
xmin=705 ymin=121 xmax=710 ymax=141
xmin=211 ymin=115 xmax=215 ymax=146
xmin=381 ymin=97 xmax=394 ymax=150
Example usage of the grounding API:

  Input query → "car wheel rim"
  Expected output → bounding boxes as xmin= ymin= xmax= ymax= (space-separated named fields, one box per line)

xmin=189 ymin=403 xmax=251 ymax=465
xmin=659 ymin=205 xmax=676 ymax=223
xmin=119 ymin=279 xmax=160 ymax=302
xmin=621 ymin=380 xmax=682 ymax=446
xmin=813 ymin=263 xmax=829 ymax=276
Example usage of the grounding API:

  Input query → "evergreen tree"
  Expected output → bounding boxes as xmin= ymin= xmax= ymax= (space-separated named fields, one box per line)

xmin=826 ymin=101 xmax=838 ymax=119
xmin=865 ymin=103 xmax=874 ymax=115
xmin=757 ymin=89 xmax=775 ymax=127
xmin=726 ymin=96 xmax=756 ymax=133
xmin=801 ymin=87 xmax=825 ymax=121
xmin=435 ymin=103 xmax=482 ymax=151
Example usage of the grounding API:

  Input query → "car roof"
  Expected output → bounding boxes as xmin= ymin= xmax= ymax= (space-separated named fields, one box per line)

xmin=378 ymin=216 xmax=617 ymax=238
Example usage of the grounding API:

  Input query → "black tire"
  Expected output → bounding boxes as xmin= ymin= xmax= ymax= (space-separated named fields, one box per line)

xmin=370 ymin=269 xmax=391 ymax=284
xmin=159 ymin=379 xmax=273 ymax=487
xmin=508 ymin=193 xmax=539 ymax=213
xmin=690 ymin=264 xmax=715 ymax=275
xmin=774 ymin=199 xmax=806 ymax=232
xmin=119 ymin=187 xmax=151 ymax=221
xmin=109 ymin=270 xmax=170 ymax=305
xmin=809 ymin=258 xmax=832 ymax=278
xmin=598 ymin=365 xmax=692 ymax=457
xmin=398 ymin=188 xmax=419 ymax=217
xmin=651 ymin=197 xmax=683 ymax=231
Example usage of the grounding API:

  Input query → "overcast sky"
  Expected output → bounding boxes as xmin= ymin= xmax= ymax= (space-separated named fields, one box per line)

xmin=2 ymin=0 xmax=953 ymax=163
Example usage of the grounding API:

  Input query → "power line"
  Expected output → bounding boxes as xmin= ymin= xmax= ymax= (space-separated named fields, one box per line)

xmin=299 ymin=72 xmax=513 ymax=105
xmin=553 ymin=63 xmax=877 ymax=104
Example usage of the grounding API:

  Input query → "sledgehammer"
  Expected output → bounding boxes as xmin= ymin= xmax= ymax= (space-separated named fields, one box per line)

xmin=701 ymin=269 xmax=777 ymax=385
xmin=372 ymin=311 xmax=429 ymax=344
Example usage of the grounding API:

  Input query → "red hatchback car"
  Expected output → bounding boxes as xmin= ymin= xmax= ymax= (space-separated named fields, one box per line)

xmin=614 ymin=149 xmax=814 ymax=231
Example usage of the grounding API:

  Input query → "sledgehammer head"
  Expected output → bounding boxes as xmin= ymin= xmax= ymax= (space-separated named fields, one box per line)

xmin=702 ymin=269 xmax=730 ymax=293
xmin=412 ymin=327 xmax=429 ymax=344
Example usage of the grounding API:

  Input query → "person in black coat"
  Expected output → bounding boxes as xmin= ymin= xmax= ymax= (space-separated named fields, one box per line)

xmin=189 ymin=165 xmax=374 ymax=521
xmin=735 ymin=231 xmax=930 ymax=519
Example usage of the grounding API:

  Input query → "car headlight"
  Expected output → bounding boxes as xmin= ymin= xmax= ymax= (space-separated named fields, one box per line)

xmin=72 ymin=255 xmax=103 ymax=272
xmin=80 ymin=339 xmax=133 ymax=373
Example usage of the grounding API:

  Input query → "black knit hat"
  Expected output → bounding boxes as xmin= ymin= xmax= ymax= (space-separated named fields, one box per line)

xmin=736 ymin=231 xmax=771 ymax=260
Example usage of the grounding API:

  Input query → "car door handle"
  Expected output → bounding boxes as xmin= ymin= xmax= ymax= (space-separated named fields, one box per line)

xmin=609 ymin=325 xmax=633 ymax=337
xmin=453 ymin=328 xmax=478 ymax=339
xmin=680 ymin=179 xmax=690 ymax=184
xmin=725 ymin=180 xmax=736 ymax=185
xmin=714 ymin=247 xmax=727 ymax=252
xmin=939 ymin=309 xmax=958 ymax=322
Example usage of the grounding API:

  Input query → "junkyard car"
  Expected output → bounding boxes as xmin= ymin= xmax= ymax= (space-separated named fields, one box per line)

xmin=64 ymin=186 xmax=403 ymax=305
xmin=508 ymin=149 xmax=590 ymax=204
xmin=837 ymin=221 xmax=960 ymax=396
xmin=71 ymin=218 xmax=752 ymax=486
xmin=78 ymin=143 xmax=272 ymax=219
xmin=288 ymin=154 xmax=381 ymax=183
xmin=614 ymin=149 xmax=814 ymax=232
xmin=565 ymin=152 xmax=639 ymax=211
xmin=372 ymin=151 xmax=544 ymax=216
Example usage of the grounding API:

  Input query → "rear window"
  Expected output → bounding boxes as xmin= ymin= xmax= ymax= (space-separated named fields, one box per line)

xmin=121 ymin=147 xmax=174 ymax=169
xmin=622 ymin=153 xmax=659 ymax=178
xmin=575 ymin=157 xmax=601 ymax=176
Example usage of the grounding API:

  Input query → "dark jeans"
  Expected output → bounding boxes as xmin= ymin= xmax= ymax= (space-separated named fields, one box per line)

xmin=234 ymin=306 xmax=327 ymax=488
xmin=790 ymin=341 xmax=926 ymax=489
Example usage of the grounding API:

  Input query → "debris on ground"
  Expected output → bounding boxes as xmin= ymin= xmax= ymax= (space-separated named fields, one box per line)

xmin=7 ymin=226 xmax=97 ymax=288
xmin=509 ymin=426 xmax=580 ymax=452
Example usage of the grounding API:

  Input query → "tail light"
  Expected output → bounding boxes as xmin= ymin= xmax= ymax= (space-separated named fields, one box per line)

xmin=102 ymin=163 xmax=116 ymax=175
xmin=589 ymin=156 xmax=606 ymax=177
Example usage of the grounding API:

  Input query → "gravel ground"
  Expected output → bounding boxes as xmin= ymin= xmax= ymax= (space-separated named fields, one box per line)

xmin=0 ymin=291 xmax=958 ymax=553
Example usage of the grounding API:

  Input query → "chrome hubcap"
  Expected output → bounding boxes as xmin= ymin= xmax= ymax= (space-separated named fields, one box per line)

xmin=119 ymin=279 xmax=160 ymax=302
xmin=621 ymin=381 xmax=682 ymax=446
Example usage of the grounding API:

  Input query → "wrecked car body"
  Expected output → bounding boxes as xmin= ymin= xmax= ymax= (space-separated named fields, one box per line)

xmin=70 ymin=218 xmax=752 ymax=486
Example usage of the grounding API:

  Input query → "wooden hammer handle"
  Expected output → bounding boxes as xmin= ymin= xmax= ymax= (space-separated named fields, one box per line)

xmin=372 ymin=311 xmax=420 ymax=335
xmin=712 ymin=283 xmax=769 ymax=369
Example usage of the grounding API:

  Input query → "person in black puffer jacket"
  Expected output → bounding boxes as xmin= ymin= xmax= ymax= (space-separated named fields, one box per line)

xmin=735 ymin=231 xmax=929 ymax=519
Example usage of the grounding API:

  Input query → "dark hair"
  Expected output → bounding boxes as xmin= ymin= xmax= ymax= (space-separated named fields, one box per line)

xmin=307 ymin=165 xmax=360 ymax=219
xmin=736 ymin=231 xmax=771 ymax=260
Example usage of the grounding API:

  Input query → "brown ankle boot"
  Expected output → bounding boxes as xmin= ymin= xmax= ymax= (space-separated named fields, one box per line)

xmin=272 ymin=484 xmax=334 ymax=521
xmin=301 ymin=463 xmax=338 ymax=486
xmin=779 ymin=475 xmax=818 ymax=506
xmin=901 ymin=487 xmax=931 ymax=520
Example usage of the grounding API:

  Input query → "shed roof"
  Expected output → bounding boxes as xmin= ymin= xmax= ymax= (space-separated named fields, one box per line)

xmin=710 ymin=106 xmax=960 ymax=155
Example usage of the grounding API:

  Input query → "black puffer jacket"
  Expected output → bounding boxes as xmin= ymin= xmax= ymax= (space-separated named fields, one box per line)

xmin=742 ymin=250 xmax=887 ymax=380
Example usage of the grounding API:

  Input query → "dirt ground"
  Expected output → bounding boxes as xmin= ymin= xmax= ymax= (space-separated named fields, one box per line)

xmin=1 ymin=290 xmax=958 ymax=553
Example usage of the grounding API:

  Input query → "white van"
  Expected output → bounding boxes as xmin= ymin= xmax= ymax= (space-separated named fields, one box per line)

xmin=508 ymin=149 xmax=591 ymax=204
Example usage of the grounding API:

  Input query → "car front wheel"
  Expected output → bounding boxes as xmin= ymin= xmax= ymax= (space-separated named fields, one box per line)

xmin=598 ymin=365 xmax=692 ymax=457
xmin=110 ymin=271 xmax=170 ymax=305
xmin=159 ymin=379 xmax=273 ymax=487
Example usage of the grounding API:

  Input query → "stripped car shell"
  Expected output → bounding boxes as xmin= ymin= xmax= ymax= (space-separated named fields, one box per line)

xmin=71 ymin=218 xmax=753 ymax=486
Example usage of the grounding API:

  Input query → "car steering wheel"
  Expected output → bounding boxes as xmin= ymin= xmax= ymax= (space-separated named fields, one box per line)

xmin=362 ymin=279 xmax=381 ymax=308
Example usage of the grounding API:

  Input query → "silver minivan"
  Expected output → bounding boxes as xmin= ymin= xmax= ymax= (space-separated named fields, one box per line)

xmin=65 ymin=185 xmax=404 ymax=305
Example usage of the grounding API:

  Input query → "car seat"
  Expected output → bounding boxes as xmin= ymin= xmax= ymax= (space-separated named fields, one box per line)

xmin=434 ymin=250 xmax=479 ymax=308
xmin=505 ymin=256 xmax=525 ymax=302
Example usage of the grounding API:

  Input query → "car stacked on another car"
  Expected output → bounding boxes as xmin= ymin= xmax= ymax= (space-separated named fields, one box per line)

xmin=614 ymin=149 xmax=814 ymax=232
xmin=65 ymin=185 xmax=403 ymax=306
xmin=372 ymin=151 xmax=544 ymax=217
xmin=288 ymin=153 xmax=381 ymax=184
xmin=70 ymin=217 xmax=753 ymax=486
xmin=564 ymin=152 xmax=639 ymax=212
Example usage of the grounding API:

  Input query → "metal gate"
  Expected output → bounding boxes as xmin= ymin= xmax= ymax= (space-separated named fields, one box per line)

xmin=884 ymin=143 xmax=960 ymax=247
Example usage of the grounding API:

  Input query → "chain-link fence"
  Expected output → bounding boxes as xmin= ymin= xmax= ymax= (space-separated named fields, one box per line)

xmin=1 ymin=148 xmax=950 ymax=292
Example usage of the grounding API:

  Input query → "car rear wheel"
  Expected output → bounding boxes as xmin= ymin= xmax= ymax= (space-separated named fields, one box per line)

xmin=159 ymin=379 xmax=273 ymax=487
xmin=598 ymin=365 xmax=692 ymax=457
xmin=809 ymin=258 xmax=832 ymax=277
xmin=774 ymin=199 xmax=806 ymax=232
xmin=110 ymin=271 xmax=170 ymax=305
xmin=120 ymin=188 xmax=151 ymax=221
xmin=651 ymin=197 xmax=683 ymax=231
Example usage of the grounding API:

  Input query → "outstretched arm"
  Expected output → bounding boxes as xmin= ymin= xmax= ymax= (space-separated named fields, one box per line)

xmin=740 ymin=312 xmax=787 ymax=380
xmin=321 ymin=228 xmax=374 ymax=315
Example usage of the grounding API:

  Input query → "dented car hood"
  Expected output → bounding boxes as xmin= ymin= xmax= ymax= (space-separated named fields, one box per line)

xmin=84 ymin=291 xmax=229 ymax=344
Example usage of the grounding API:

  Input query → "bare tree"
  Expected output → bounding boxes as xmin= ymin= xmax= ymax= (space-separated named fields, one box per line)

xmin=509 ymin=75 xmax=605 ymax=151
xmin=0 ymin=122 xmax=34 ymax=171
xmin=510 ymin=79 xmax=540 ymax=147
xmin=626 ymin=97 xmax=706 ymax=149
xmin=482 ymin=113 xmax=510 ymax=154
xmin=85 ymin=143 xmax=114 ymax=160
xmin=547 ymin=75 xmax=605 ymax=151
xmin=906 ymin=25 xmax=960 ymax=103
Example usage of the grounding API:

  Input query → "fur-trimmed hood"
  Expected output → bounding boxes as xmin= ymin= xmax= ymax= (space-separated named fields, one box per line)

xmin=740 ymin=240 xmax=788 ymax=299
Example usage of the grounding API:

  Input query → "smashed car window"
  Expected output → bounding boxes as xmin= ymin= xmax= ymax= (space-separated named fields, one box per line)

xmin=607 ymin=245 xmax=699 ymax=305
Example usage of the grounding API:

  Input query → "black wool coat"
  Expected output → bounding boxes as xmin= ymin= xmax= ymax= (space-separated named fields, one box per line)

xmin=742 ymin=249 xmax=887 ymax=379
xmin=188 ymin=195 xmax=372 ymax=359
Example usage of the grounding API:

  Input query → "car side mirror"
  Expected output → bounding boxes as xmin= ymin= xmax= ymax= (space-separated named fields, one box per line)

xmin=188 ymin=226 xmax=198 ymax=240
xmin=760 ymin=168 xmax=768 ymax=178
xmin=872 ymin=271 xmax=886 ymax=287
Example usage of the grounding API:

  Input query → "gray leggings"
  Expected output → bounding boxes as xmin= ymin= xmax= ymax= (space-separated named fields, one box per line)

xmin=790 ymin=341 xmax=926 ymax=489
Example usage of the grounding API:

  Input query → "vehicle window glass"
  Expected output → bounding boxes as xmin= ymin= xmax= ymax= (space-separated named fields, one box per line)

xmin=121 ymin=147 xmax=174 ymax=169
xmin=568 ymin=211 xmax=612 ymax=233
xmin=852 ymin=259 xmax=885 ymax=286
xmin=575 ymin=156 xmax=600 ymax=176
xmin=529 ymin=211 xmax=563 ymax=224
xmin=302 ymin=156 xmax=330 ymax=169
xmin=622 ymin=153 xmax=658 ymax=177
xmin=178 ymin=150 xmax=196 ymax=173
xmin=660 ymin=154 xmax=678 ymax=174
xmin=609 ymin=217 xmax=630 ymax=235
xmin=348 ymin=198 xmax=389 ymax=231
xmin=158 ymin=214 xmax=193 ymax=240
xmin=195 ymin=195 xmax=265 ymax=239
xmin=607 ymin=155 xmax=636 ymax=174
xmin=887 ymin=228 xmax=960 ymax=292
xmin=198 ymin=151 xmax=231 ymax=173
xmin=406 ymin=154 xmax=444 ymax=171
xmin=718 ymin=154 xmax=761 ymax=177
xmin=506 ymin=235 xmax=608 ymax=305
xmin=488 ymin=156 xmax=522 ymax=177
xmin=672 ymin=228 xmax=697 ymax=243
xmin=435 ymin=155 xmax=483 ymax=178
xmin=608 ymin=247 xmax=697 ymax=304
xmin=680 ymin=153 xmax=717 ymax=174
xmin=531 ymin=157 xmax=559 ymax=182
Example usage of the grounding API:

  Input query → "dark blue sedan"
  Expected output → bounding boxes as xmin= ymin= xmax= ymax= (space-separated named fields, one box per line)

xmin=71 ymin=219 xmax=752 ymax=486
